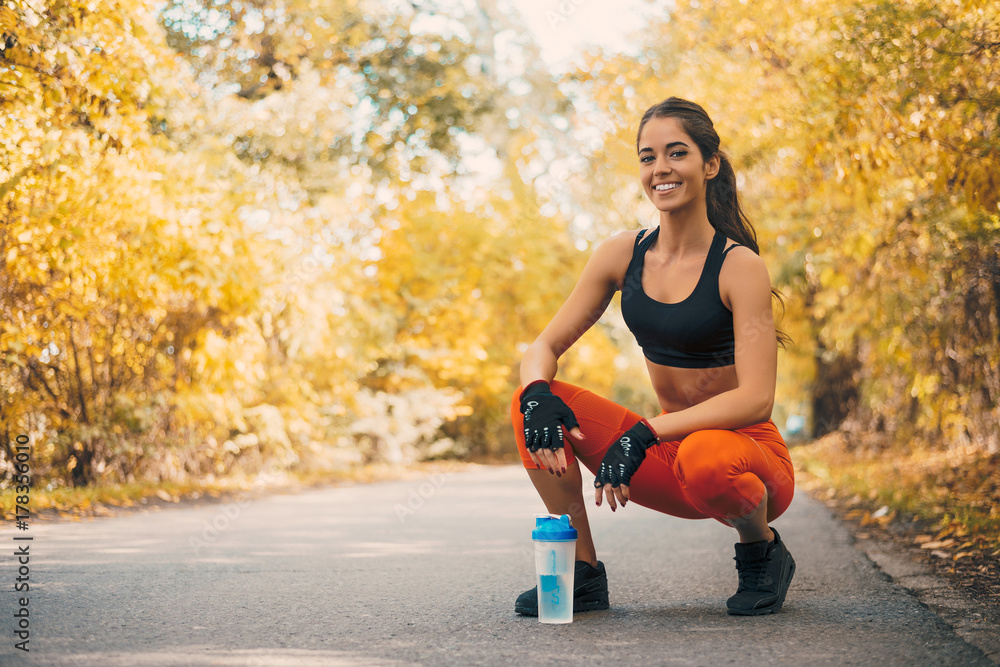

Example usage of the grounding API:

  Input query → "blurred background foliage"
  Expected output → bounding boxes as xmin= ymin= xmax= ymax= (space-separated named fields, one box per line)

xmin=0 ymin=0 xmax=997 ymax=490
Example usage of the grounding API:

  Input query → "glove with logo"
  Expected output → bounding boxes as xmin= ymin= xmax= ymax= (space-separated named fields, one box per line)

xmin=519 ymin=381 xmax=580 ymax=452
xmin=594 ymin=419 xmax=659 ymax=489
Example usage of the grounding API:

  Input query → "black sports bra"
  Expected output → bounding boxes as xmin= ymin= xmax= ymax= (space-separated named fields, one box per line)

xmin=620 ymin=227 xmax=740 ymax=369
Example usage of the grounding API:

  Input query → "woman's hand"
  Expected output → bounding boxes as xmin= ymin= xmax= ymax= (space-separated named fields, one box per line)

xmin=520 ymin=381 xmax=585 ymax=476
xmin=594 ymin=419 xmax=659 ymax=511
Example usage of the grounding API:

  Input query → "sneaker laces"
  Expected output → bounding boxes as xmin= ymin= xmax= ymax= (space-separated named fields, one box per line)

xmin=735 ymin=556 xmax=768 ymax=592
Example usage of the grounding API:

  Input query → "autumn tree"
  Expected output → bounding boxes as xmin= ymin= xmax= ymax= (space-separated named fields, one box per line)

xmin=578 ymin=0 xmax=999 ymax=450
xmin=1 ymin=0 xmax=626 ymax=487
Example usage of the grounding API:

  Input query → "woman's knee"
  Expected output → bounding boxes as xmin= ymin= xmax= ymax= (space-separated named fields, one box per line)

xmin=673 ymin=431 xmax=752 ymax=512
xmin=674 ymin=432 xmax=723 ymax=484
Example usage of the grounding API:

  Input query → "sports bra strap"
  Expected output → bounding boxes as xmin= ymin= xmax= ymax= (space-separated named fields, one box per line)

xmin=721 ymin=243 xmax=743 ymax=258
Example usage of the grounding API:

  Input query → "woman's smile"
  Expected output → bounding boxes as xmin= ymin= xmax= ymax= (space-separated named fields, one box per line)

xmin=653 ymin=182 xmax=682 ymax=194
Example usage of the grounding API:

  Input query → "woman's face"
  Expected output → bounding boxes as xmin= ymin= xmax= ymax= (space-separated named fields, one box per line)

xmin=638 ymin=117 xmax=719 ymax=214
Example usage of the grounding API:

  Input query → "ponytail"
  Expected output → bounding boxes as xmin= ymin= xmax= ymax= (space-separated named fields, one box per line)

xmin=706 ymin=152 xmax=758 ymax=254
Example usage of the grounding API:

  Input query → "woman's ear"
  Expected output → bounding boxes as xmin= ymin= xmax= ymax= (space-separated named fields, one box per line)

xmin=705 ymin=154 xmax=721 ymax=180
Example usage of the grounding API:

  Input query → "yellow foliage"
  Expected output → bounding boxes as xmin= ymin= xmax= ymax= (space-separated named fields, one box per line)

xmin=0 ymin=0 xmax=628 ymax=482
xmin=578 ymin=0 xmax=1000 ymax=450
xmin=4 ymin=0 xmax=997 ymax=491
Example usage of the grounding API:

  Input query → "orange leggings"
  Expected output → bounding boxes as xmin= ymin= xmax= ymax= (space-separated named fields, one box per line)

xmin=511 ymin=381 xmax=795 ymax=524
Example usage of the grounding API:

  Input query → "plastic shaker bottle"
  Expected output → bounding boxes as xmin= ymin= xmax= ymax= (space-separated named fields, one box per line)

xmin=532 ymin=514 xmax=578 ymax=624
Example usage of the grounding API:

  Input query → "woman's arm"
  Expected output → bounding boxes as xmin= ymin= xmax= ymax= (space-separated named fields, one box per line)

xmin=645 ymin=247 xmax=778 ymax=441
xmin=518 ymin=231 xmax=635 ymax=474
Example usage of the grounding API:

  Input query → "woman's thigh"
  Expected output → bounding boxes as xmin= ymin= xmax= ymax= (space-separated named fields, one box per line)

xmin=670 ymin=421 xmax=795 ymax=523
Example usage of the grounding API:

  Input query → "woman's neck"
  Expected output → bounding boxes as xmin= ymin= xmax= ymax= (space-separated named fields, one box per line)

xmin=654 ymin=206 xmax=715 ymax=255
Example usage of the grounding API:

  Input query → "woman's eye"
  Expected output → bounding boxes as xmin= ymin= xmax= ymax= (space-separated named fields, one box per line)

xmin=640 ymin=155 xmax=653 ymax=163
xmin=670 ymin=151 xmax=688 ymax=158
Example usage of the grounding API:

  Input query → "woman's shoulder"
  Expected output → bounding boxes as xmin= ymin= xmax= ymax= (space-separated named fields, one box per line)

xmin=718 ymin=238 xmax=771 ymax=303
xmin=720 ymin=237 xmax=762 ymax=265
xmin=584 ymin=228 xmax=648 ymax=286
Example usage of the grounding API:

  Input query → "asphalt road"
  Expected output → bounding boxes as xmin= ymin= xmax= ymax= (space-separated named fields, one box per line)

xmin=1 ymin=464 xmax=993 ymax=666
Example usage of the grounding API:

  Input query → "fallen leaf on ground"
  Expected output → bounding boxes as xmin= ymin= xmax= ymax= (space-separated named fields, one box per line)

xmin=920 ymin=539 xmax=957 ymax=549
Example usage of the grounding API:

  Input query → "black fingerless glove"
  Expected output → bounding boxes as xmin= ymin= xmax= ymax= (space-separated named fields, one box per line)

xmin=519 ymin=381 xmax=580 ymax=452
xmin=594 ymin=419 xmax=659 ymax=488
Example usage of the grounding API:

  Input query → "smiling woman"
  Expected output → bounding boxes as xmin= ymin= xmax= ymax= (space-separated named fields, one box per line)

xmin=510 ymin=97 xmax=797 ymax=618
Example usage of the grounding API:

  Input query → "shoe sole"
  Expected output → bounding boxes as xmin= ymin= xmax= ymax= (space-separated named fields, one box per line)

xmin=514 ymin=603 xmax=611 ymax=616
xmin=515 ymin=590 xmax=610 ymax=616
xmin=727 ymin=557 xmax=796 ymax=616
xmin=515 ymin=597 xmax=610 ymax=616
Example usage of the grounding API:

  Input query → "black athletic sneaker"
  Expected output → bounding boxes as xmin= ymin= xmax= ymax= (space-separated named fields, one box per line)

xmin=726 ymin=528 xmax=796 ymax=616
xmin=514 ymin=560 xmax=610 ymax=616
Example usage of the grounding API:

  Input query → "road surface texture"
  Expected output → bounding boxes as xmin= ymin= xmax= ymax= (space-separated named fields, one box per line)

xmin=1 ymin=464 xmax=995 ymax=666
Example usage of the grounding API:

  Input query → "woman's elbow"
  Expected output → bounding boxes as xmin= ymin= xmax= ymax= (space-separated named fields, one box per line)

xmin=754 ymin=393 xmax=775 ymax=424
xmin=522 ymin=340 xmax=554 ymax=365
xmin=740 ymin=386 xmax=774 ymax=425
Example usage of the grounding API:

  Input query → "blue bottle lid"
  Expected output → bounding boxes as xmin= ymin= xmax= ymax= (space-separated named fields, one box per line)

xmin=532 ymin=514 xmax=578 ymax=542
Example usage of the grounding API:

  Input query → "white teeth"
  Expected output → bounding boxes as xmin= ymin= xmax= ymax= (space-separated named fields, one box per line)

xmin=654 ymin=183 xmax=680 ymax=191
